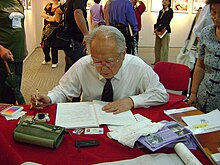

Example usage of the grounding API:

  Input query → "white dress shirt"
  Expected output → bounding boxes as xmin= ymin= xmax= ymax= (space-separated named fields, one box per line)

xmin=48 ymin=54 xmax=169 ymax=108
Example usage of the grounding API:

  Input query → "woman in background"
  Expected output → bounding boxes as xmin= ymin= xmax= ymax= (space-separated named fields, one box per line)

xmin=188 ymin=0 xmax=220 ymax=113
xmin=90 ymin=0 xmax=104 ymax=29
xmin=41 ymin=0 xmax=60 ymax=68
xmin=153 ymin=0 xmax=173 ymax=65
xmin=0 ymin=0 xmax=26 ymax=103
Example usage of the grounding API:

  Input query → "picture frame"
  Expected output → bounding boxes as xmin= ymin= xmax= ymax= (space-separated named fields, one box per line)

xmin=192 ymin=0 xmax=206 ymax=13
xmin=27 ymin=0 xmax=32 ymax=10
xmin=151 ymin=0 xmax=162 ymax=12
xmin=172 ymin=0 xmax=189 ymax=13
xmin=86 ymin=0 xmax=94 ymax=10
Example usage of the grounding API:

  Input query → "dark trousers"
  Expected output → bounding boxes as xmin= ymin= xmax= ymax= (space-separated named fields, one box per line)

xmin=42 ymin=45 xmax=58 ymax=64
xmin=0 ymin=61 xmax=23 ymax=104
xmin=63 ymin=40 xmax=86 ymax=72
xmin=114 ymin=25 xmax=132 ymax=54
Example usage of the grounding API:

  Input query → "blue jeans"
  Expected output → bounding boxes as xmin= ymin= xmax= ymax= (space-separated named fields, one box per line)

xmin=63 ymin=39 xmax=86 ymax=72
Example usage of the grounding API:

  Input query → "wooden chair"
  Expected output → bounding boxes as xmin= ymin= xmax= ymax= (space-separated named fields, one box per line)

xmin=153 ymin=61 xmax=191 ymax=100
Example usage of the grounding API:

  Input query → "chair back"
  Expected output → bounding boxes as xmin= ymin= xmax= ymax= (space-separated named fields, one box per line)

xmin=153 ymin=62 xmax=191 ymax=95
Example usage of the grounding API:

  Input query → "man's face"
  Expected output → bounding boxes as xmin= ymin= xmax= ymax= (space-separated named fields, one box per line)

xmin=90 ymin=36 xmax=125 ymax=79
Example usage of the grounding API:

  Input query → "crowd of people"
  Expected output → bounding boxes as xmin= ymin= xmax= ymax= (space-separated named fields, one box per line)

xmin=0 ymin=0 xmax=219 ymax=114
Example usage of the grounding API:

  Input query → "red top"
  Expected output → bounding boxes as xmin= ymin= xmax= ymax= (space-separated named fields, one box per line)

xmin=134 ymin=2 xmax=146 ymax=31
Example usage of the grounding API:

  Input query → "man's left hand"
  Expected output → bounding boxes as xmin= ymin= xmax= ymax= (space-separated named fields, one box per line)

xmin=102 ymin=98 xmax=134 ymax=114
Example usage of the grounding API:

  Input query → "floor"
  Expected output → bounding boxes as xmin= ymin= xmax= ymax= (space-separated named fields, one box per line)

xmin=21 ymin=47 xmax=181 ymax=103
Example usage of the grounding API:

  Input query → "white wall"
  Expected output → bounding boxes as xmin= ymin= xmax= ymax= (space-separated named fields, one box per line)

xmin=24 ymin=0 xmax=197 ymax=57
xmin=138 ymin=0 xmax=196 ymax=47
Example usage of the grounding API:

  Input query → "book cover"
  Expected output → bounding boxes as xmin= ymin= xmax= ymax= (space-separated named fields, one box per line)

xmin=1 ymin=106 xmax=24 ymax=117
xmin=158 ymin=28 xmax=167 ymax=38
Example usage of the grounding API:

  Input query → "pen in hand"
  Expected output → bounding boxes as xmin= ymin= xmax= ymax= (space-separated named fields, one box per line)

xmin=35 ymin=89 xmax=39 ymax=107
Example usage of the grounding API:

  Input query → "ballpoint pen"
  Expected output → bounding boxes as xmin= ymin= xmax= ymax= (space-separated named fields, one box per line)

xmin=35 ymin=89 xmax=39 ymax=107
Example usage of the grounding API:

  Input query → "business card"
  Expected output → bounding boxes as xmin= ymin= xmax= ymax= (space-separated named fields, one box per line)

xmin=84 ymin=128 xmax=104 ymax=134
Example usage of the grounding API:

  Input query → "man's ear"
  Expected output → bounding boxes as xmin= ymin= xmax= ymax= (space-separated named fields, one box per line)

xmin=123 ymin=48 xmax=127 ymax=59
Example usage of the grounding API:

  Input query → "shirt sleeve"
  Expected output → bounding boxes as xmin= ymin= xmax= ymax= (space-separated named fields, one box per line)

xmin=129 ymin=65 xmax=169 ymax=108
xmin=47 ymin=64 xmax=82 ymax=103
xmin=126 ymin=2 xmax=138 ymax=32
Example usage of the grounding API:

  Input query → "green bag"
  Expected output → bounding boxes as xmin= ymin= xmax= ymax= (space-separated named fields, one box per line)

xmin=13 ymin=117 xmax=68 ymax=149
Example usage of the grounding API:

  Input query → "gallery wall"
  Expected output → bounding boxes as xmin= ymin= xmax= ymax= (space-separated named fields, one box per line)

xmin=24 ymin=0 xmax=201 ymax=57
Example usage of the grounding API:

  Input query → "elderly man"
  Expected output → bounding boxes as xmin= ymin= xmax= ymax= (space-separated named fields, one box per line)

xmin=31 ymin=26 xmax=169 ymax=114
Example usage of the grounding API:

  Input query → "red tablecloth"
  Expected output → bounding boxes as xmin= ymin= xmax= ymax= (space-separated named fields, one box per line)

xmin=0 ymin=96 xmax=212 ymax=165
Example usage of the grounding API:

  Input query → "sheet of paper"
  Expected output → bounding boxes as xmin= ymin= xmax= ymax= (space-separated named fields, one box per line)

xmin=55 ymin=102 xmax=99 ymax=128
xmin=93 ymin=100 xmax=137 ymax=126
xmin=164 ymin=107 xmax=197 ymax=115
xmin=182 ymin=109 xmax=220 ymax=134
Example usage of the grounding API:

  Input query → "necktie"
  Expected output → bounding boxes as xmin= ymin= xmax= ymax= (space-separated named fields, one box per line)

xmin=101 ymin=78 xmax=113 ymax=102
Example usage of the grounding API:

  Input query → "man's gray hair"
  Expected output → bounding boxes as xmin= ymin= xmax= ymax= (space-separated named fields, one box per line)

xmin=85 ymin=25 xmax=126 ymax=54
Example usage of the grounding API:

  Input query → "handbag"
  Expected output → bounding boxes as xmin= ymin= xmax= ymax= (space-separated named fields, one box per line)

xmin=52 ymin=26 xmax=71 ymax=50
xmin=13 ymin=116 xmax=69 ymax=149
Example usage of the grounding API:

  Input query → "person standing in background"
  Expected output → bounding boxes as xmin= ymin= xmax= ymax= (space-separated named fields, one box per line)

xmin=90 ymin=0 xmax=105 ymax=29
xmin=0 ymin=0 xmax=26 ymax=103
xmin=130 ymin=0 xmax=146 ymax=54
xmin=188 ymin=0 xmax=220 ymax=113
xmin=41 ymin=0 xmax=60 ymax=68
xmin=153 ymin=0 xmax=173 ymax=65
xmin=54 ymin=0 xmax=89 ymax=72
xmin=107 ymin=0 xmax=138 ymax=54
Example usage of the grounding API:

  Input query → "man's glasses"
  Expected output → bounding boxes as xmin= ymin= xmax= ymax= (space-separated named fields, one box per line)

xmin=91 ymin=52 xmax=122 ymax=67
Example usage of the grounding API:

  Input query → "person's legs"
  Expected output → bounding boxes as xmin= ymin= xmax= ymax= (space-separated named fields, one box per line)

xmin=160 ymin=33 xmax=170 ymax=62
xmin=42 ymin=45 xmax=51 ymax=63
xmin=114 ymin=26 xmax=132 ymax=54
xmin=51 ymin=48 xmax=58 ymax=64
xmin=64 ymin=40 xmax=85 ymax=72
xmin=154 ymin=35 xmax=161 ymax=64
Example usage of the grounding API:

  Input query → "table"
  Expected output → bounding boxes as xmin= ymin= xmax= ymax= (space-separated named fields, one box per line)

xmin=0 ymin=95 xmax=212 ymax=165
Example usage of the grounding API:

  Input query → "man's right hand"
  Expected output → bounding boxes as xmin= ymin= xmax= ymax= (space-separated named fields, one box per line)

xmin=31 ymin=93 xmax=51 ymax=110
xmin=0 ymin=45 xmax=14 ymax=61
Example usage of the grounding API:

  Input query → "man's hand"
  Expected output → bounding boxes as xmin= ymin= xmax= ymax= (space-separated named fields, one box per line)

xmin=0 ymin=45 xmax=14 ymax=61
xmin=102 ymin=98 xmax=134 ymax=114
xmin=31 ymin=93 xmax=51 ymax=110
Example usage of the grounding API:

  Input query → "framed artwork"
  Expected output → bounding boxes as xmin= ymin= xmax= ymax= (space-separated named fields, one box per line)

xmin=192 ymin=0 xmax=206 ymax=13
xmin=172 ymin=0 xmax=189 ymax=13
xmin=27 ymin=0 xmax=32 ymax=10
xmin=151 ymin=0 xmax=162 ymax=12
xmin=86 ymin=0 xmax=94 ymax=10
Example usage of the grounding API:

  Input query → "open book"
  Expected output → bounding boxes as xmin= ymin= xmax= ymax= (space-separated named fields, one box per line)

xmin=95 ymin=143 xmax=201 ymax=165
xmin=55 ymin=100 xmax=137 ymax=128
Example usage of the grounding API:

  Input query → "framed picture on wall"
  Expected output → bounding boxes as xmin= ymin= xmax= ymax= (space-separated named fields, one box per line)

xmin=192 ymin=0 xmax=206 ymax=13
xmin=151 ymin=0 xmax=162 ymax=12
xmin=172 ymin=0 xmax=189 ymax=13
xmin=27 ymin=0 xmax=32 ymax=10
xmin=86 ymin=0 xmax=94 ymax=10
